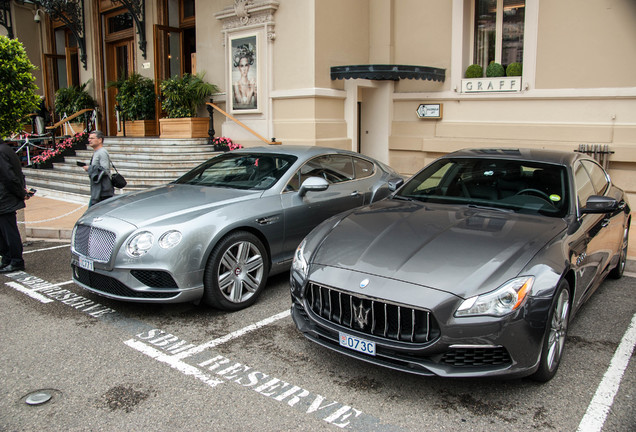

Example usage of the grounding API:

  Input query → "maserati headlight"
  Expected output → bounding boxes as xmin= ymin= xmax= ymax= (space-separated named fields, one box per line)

xmin=126 ymin=231 xmax=154 ymax=257
xmin=455 ymin=276 xmax=534 ymax=317
xmin=291 ymin=239 xmax=309 ymax=280
xmin=159 ymin=230 xmax=182 ymax=249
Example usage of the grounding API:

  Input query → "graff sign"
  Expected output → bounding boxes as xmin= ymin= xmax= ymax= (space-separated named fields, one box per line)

xmin=461 ymin=77 xmax=521 ymax=93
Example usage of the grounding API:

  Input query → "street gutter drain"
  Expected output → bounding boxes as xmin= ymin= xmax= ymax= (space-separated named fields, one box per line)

xmin=25 ymin=391 xmax=52 ymax=405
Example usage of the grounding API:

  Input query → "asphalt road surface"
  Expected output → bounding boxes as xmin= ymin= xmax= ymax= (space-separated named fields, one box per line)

xmin=1 ymin=240 xmax=634 ymax=431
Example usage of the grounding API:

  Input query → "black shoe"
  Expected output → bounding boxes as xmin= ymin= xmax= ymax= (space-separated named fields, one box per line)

xmin=0 ymin=263 xmax=8 ymax=271
xmin=0 ymin=264 xmax=25 ymax=274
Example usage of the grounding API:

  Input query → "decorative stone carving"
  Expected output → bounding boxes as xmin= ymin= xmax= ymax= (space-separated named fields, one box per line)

xmin=216 ymin=0 xmax=279 ymax=39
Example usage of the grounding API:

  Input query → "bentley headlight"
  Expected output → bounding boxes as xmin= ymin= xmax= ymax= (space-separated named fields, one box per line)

xmin=159 ymin=230 xmax=182 ymax=249
xmin=126 ymin=231 xmax=154 ymax=257
xmin=455 ymin=276 xmax=534 ymax=317
xmin=291 ymin=239 xmax=309 ymax=280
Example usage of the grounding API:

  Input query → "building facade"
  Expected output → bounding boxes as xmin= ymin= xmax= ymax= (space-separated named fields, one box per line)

xmin=2 ymin=0 xmax=635 ymax=202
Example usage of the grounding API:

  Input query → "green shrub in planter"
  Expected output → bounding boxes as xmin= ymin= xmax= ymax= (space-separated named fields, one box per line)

xmin=108 ymin=73 xmax=156 ymax=120
xmin=54 ymin=81 xmax=97 ymax=121
xmin=0 ymin=35 xmax=40 ymax=138
xmin=160 ymin=73 xmax=219 ymax=118
xmin=506 ymin=62 xmax=523 ymax=77
xmin=464 ymin=64 xmax=483 ymax=78
xmin=486 ymin=62 xmax=505 ymax=77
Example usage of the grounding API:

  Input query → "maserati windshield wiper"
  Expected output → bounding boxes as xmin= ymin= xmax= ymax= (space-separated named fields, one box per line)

xmin=467 ymin=204 xmax=514 ymax=213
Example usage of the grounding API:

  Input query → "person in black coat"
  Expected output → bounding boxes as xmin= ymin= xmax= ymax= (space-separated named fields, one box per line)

xmin=0 ymin=139 xmax=29 ymax=273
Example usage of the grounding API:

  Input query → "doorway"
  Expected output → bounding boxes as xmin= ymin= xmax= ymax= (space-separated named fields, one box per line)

xmin=105 ymin=38 xmax=134 ymax=135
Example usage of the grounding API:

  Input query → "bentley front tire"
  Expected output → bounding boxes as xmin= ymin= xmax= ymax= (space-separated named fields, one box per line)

xmin=203 ymin=231 xmax=269 ymax=311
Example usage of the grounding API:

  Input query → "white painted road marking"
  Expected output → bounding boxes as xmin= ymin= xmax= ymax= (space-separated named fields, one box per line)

xmin=174 ymin=309 xmax=291 ymax=360
xmin=23 ymin=243 xmax=71 ymax=254
xmin=577 ymin=312 xmax=636 ymax=432
xmin=5 ymin=281 xmax=54 ymax=303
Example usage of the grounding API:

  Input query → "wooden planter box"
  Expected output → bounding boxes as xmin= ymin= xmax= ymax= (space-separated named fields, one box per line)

xmin=159 ymin=117 xmax=209 ymax=138
xmin=118 ymin=120 xmax=158 ymax=137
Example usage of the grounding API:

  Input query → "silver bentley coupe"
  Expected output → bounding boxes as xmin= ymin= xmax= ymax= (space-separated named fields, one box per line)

xmin=71 ymin=146 xmax=402 ymax=310
xmin=291 ymin=148 xmax=630 ymax=381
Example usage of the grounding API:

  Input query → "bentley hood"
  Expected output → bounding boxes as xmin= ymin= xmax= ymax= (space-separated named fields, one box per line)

xmin=77 ymin=184 xmax=263 ymax=227
xmin=311 ymin=199 xmax=567 ymax=298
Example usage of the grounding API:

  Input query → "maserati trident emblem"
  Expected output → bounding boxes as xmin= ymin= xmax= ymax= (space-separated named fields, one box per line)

xmin=360 ymin=279 xmax=370 ymax=289
xmin=352 ymin=301 xmax=370 ymax=329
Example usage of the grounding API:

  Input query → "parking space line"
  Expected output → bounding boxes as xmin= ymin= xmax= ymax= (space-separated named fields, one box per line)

xmin=577 ymin=312 xmax=636 ymax=432
xmin=5 ymin=281 xmax=54 ymax=303
xmin=23 ymin=243 xmax=70 ymax=254
xmin=174 ymin=310 xmax=291 ymax=360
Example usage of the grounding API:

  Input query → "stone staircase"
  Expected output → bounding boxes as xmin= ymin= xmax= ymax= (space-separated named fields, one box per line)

xmin=23 ymin=137 xmax=219 ymax=200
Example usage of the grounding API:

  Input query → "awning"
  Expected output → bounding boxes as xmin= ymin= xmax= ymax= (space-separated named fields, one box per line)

xmin=331 ymin=64 xmax=445 ymax=82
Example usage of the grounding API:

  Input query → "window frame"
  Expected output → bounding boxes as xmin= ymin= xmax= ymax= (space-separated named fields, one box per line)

xmin=469 ymin=0 xmax=526 ymax=70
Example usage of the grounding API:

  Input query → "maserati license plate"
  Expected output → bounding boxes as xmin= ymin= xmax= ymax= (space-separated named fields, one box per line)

xmin=339 ymin=332 xmax=376 ymax=356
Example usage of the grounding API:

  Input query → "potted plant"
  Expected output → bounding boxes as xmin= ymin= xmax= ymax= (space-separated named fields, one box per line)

xmin=159 ymin=73 xmax=219 ymax=138
xmin=54 ymin=81 xmax=97 ymax=133
xmin=108 ymin=73 xmax=157 ymax=136
xmin=464 ymin=64 xmax=483 ymax=78
xmin=486 ymin=61 xmax=505 ymax=77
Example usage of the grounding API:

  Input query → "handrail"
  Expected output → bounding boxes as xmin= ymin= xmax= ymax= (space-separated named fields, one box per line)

xmin=206 ymin=102 xmax=281 ymax=145
xmin=46 ymin=108 xmax=94 ymax=130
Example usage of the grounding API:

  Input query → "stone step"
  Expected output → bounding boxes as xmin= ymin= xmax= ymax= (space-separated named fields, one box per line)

xmin=25 ymin=167 xmax=178 ymax=187
xmin=104 ymin=137 xmax=209 ymax=146
xmin=73 ymin=150 xmax=216 ymax=162
xmin=52 ymin=161 xmax=192 ymax=178
xmin=24 ymin=137 xmax=222 ymax=199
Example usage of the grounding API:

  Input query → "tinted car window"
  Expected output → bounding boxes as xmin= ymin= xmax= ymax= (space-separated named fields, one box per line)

xmin=397 ymin=158 xmax=569 ymax=217
xmin=176 ymin=153 xmax=297 ymax=190
xmin=574 ymin=161 xmax=596 ymax=207
xmin=581 ymin=160 xmax=609 ymax=195
xmin=286 ymin=154 xmax=356 ymax=191
xmin=353 ymin=157 xmax=374 ymax=179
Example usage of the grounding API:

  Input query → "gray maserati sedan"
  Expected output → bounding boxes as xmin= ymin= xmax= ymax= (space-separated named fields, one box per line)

xmin=291 ymin=148 xmax=630 ymax=381
xmin=71 ymin=146 xmax=402 ymax=310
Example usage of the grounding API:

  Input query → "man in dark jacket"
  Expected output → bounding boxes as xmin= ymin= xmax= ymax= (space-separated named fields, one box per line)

xmin=0 ymin=139 xmax=28 ymax=273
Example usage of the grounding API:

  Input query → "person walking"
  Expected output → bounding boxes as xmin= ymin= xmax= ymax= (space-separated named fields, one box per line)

xmin=0 ymin=139 xmax=29 ymax=273
xmin=83 ymin=130 xmax=114 ymax=207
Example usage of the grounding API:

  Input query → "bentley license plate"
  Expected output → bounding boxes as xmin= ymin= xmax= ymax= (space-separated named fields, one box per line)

xmin=78 ymin=256 xmax=94 ymax=271
xmin=339 ymin=332 xmax=376 ymax=356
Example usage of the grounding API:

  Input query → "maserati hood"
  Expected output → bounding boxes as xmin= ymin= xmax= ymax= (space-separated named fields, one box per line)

xmin=312 ymin=200 xmax=567 ymax=298
xmin=77 ymin=184 xmax=262 ymax=227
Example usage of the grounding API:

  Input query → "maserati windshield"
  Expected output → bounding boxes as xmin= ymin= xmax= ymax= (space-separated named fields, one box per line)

xmin=396 ymin=158 xmax=569 ymax=217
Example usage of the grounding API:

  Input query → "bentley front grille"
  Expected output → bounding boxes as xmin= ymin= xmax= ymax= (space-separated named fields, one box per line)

xmin=306 ymin=282 xmax=439 ymax=343
xmin=72 ymin=224 xmax=116 ymax=262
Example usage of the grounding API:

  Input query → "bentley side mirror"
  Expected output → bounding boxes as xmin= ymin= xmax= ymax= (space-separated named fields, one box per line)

xmin=298 ymin=176 xmax=329 ymax=197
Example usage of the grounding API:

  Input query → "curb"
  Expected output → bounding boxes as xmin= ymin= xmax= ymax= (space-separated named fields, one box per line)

xmin=26 ymin=227 xmax=73 ymax=241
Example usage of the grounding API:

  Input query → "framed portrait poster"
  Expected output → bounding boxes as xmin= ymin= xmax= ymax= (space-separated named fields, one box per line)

xmin=229 ymin=33 xmax=260 ymax=113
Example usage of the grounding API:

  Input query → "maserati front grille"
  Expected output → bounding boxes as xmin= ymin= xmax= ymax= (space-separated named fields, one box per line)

xmin=305 ymin=282 xmax=440 ymax=344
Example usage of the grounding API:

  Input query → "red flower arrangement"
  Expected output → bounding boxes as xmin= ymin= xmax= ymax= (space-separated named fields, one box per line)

xmin=30 ymin=132 xmax=88 ymax=166
xmin=212 ymin=136 xmax=243 ymax=152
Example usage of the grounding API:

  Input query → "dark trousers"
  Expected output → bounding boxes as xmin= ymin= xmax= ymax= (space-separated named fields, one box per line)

xmin=0 ymin=212 xmax=24 ymax=267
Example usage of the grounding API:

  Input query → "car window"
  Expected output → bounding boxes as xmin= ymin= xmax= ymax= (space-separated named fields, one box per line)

xmin=397 ymin=158 xmax=569 ymax=217
xmin=285 ymin=154 xmax=356 ymax=191
xmin=574 ymin=161 xmax=596 ymax=207
xmin=353 ymin=157 xmax=375 ymax=179
xmin=175 ymin=153 xmax=297 ymax=190
xmin=581 ymin=160 xmax=609 ymax=196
